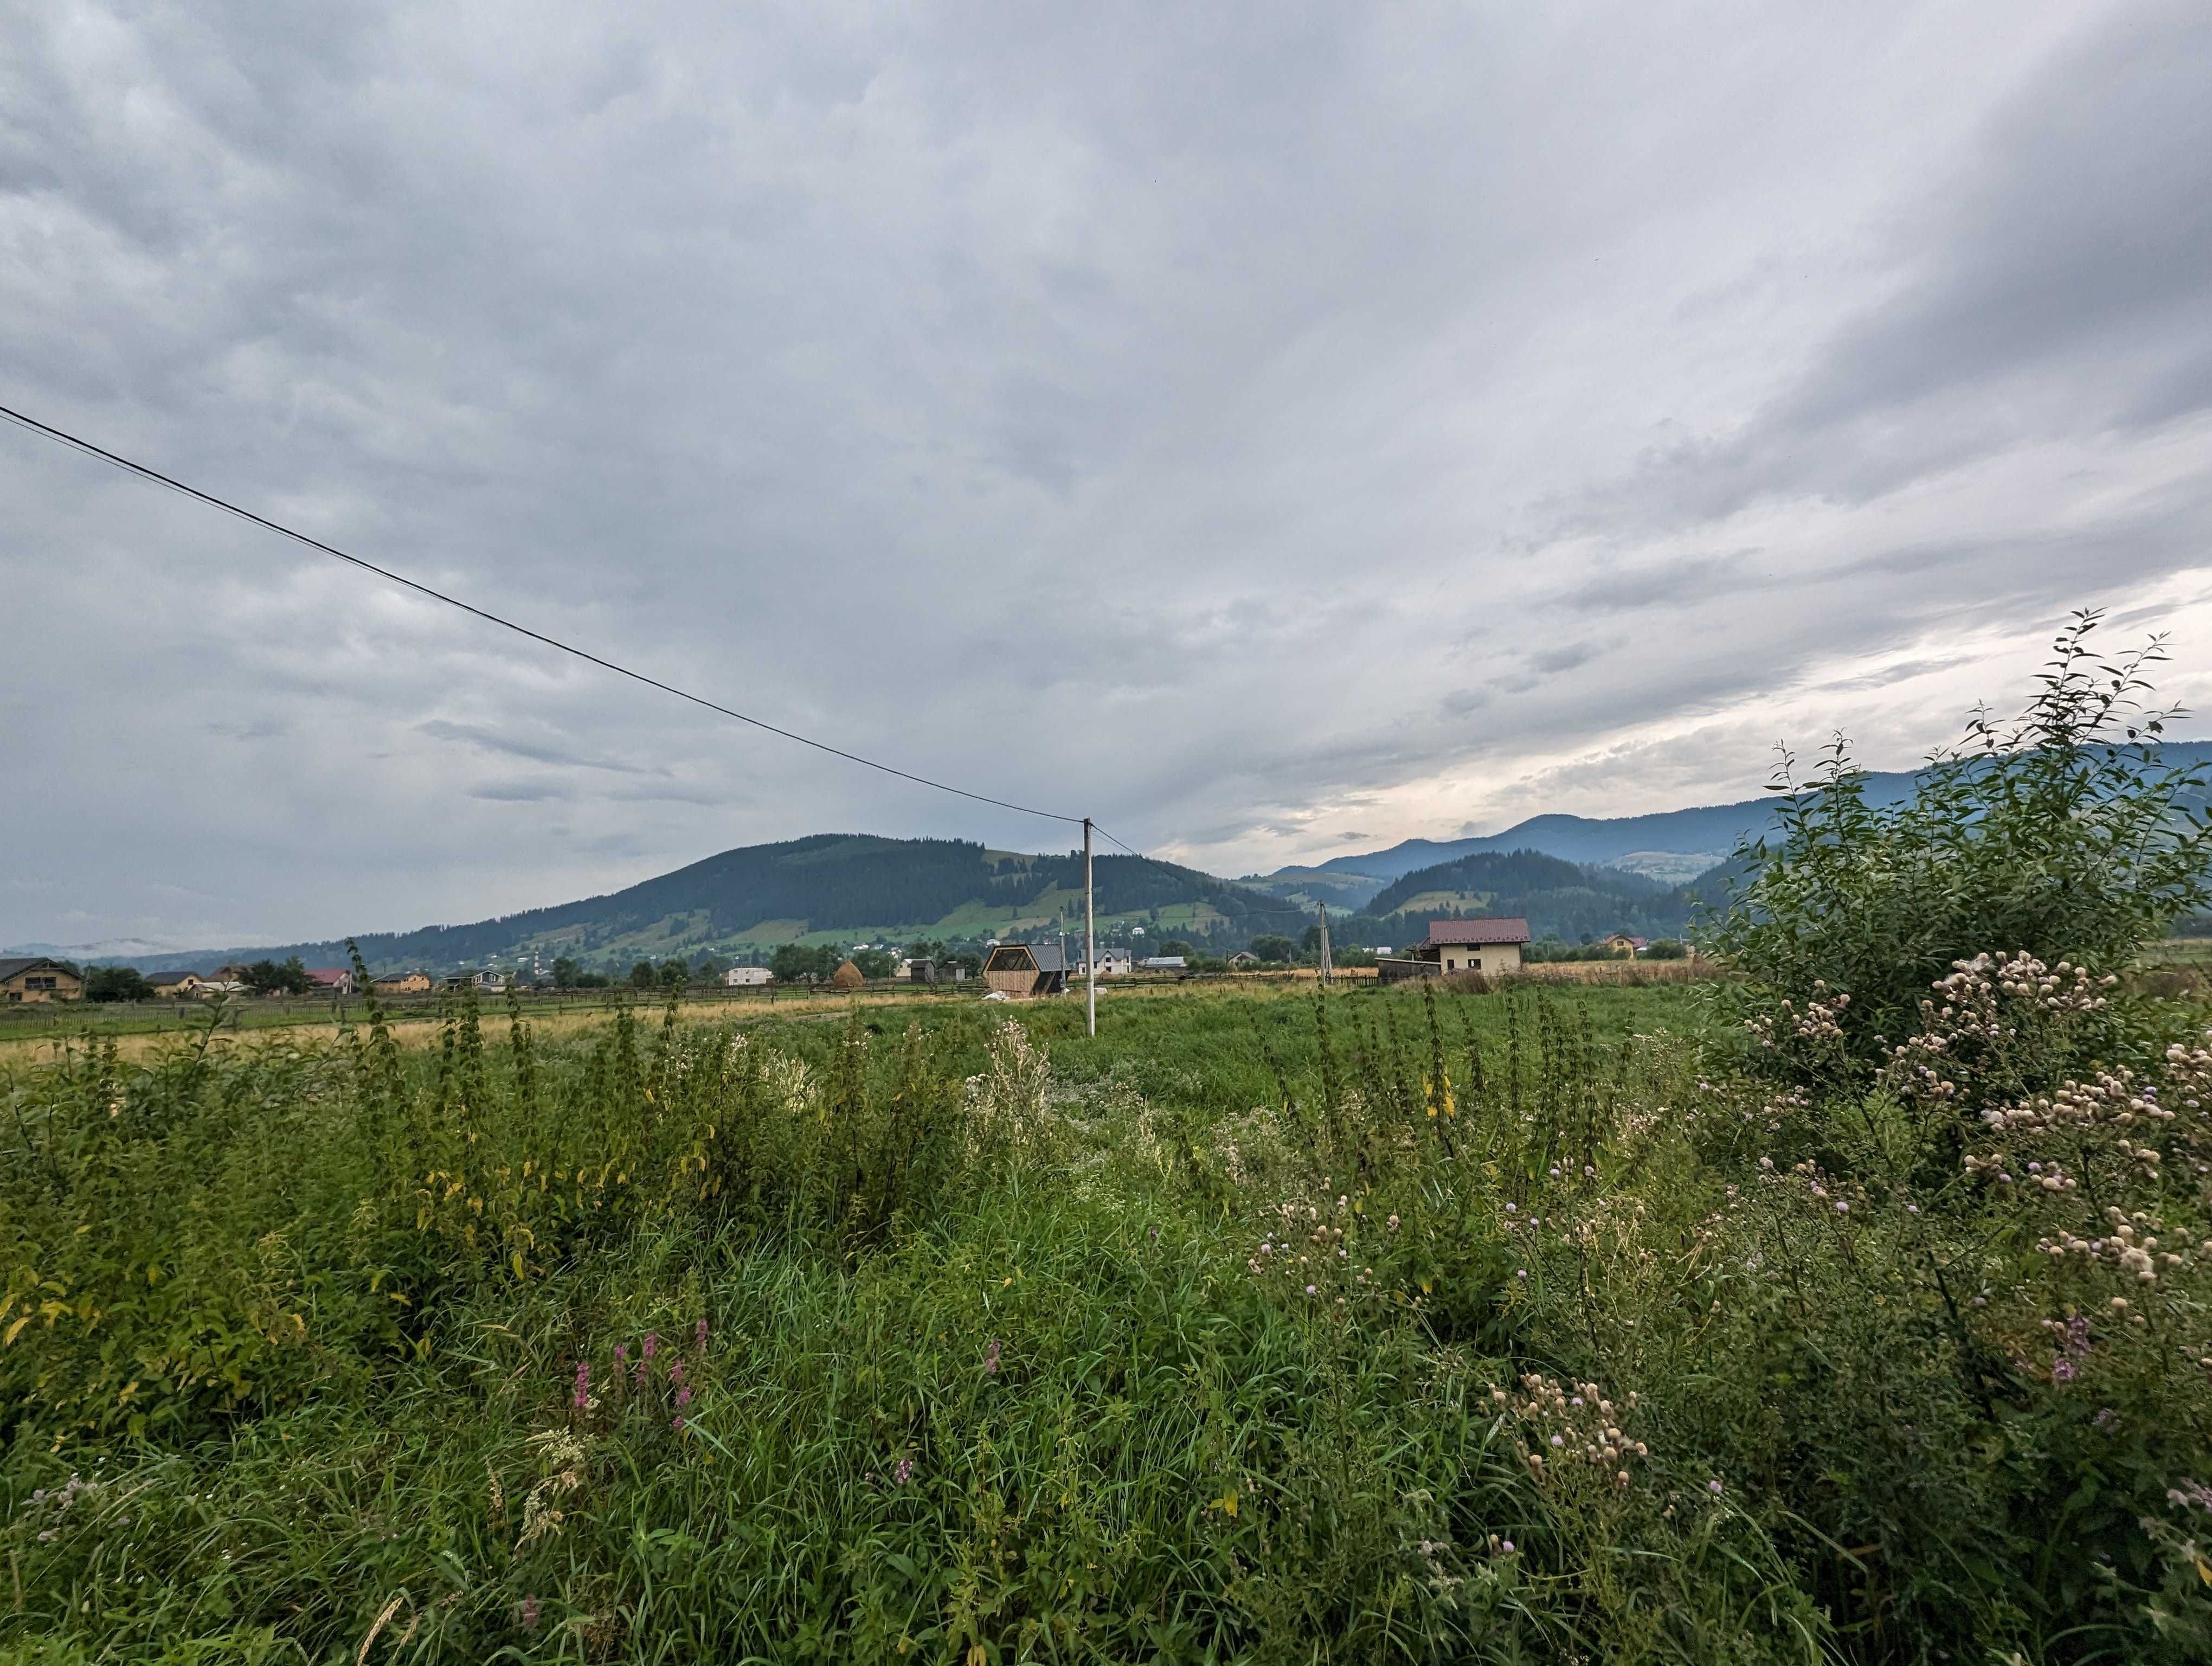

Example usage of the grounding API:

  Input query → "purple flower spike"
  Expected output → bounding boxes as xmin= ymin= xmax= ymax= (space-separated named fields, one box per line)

xmin=614 ymin=1343 xmax=628 ymax=1367
xmin=983 ymin=1340 xmax=1001 ymax=1377
xmin=2052 ymin=1356 xmax=2077 ymax=1383
xmin=696 ymin=1318 xmax=710 ymax=1350
xmin=642 ymin=1331 xmax=658 ymax=1361
xmin=572 ymin=1360 xmax=590 ymax=1410
xmin=893 ymin=1457 xmax=915 ymax=1485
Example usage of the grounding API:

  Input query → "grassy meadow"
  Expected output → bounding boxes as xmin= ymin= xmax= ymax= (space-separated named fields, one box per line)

xmin=4 ymin=961 xmax=2209 ymax=1665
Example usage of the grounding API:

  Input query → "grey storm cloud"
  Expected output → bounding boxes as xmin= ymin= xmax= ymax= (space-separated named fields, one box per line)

xmin=5 ymin=0 xmax=2212 ymax=950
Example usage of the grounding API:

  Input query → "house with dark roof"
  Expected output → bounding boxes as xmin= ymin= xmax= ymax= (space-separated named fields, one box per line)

xmin=1379 ymin=918 xmax=1531 ymax=982
xmin=0 ymin=957 xmax=83 ymax=1003
xmin=982 ymin=941 xmax=1068 ymax=998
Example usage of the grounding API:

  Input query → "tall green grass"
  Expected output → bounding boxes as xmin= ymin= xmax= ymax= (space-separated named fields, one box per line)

xmin=4 ymin=963 xmax=2208 ymax=1662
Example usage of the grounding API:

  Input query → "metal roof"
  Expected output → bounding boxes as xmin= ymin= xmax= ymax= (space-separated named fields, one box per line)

xmin=0 ymin=957 xmax=67 ymax=981
xmin=987 ymin=942 xmax=1067 ymax=973
xmin=1419 ymin=917 xmax=1532 ymax=946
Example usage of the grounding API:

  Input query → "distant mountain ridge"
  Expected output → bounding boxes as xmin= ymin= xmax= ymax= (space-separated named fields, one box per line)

xmin=24 ymin=742 xmax=2210 ymax=976
xmin=1288 ymin=742 xmax=2212 ymax=887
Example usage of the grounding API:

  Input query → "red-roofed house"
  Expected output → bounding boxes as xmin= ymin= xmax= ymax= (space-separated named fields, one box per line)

xmin=304 ymin=967 xmax=356 ymax=995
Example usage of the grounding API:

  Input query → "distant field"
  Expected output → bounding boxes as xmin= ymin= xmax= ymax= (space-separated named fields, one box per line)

xmin=0 ymin=963 xmax=1705 ymax=1063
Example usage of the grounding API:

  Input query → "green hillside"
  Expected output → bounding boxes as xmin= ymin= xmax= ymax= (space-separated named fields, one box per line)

xmin=1330 ymin=848 xmax=1715 ymax=947
xmin=119 ymin=836 xmax=1304 ymax=977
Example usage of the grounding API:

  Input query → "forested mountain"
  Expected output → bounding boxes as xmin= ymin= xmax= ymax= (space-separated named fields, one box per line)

xmin=105 ymin=836 xmax=1285 ymax=976
xmin=1289 ymin=741 xmax=2212 ymax=886
xmin=1322 ymin=848 xmax=1711 ymax=947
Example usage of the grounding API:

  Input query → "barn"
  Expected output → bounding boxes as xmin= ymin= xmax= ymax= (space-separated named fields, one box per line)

xmin=981 ymin=942 xmax=1068 ymax=998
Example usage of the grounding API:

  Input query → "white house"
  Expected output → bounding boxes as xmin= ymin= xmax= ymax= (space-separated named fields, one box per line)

xmin=1090 ymin=948 xmax=1133 ymax=977
xmin=723 ymin=965 xmax=772 ymax=986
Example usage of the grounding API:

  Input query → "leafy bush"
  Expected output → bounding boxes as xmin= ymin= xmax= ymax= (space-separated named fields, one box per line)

xmin=81 ymin=966 xmax=152 ymax=1003
xmin=1713 ymin=613 xmax=2212 ymax=1063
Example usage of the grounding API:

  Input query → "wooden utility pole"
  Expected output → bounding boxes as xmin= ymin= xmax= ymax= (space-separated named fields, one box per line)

xmin=1084 ymin=817 xmax=1096 ymax=1036
xmin=1317 ymin=901 xmax=1333 ymax=987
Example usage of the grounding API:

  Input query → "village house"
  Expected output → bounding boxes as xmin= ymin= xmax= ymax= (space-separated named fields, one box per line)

xmin=1227 ymin=950 xmax=1261 ymax=969
xmin=723 ymin=965 xmax=773 ymax=986
xmin=1600 ymin=933 xmax=1649 ymax=957
xmin=1379 ymin=918 xmax=1531 ymax=982
xmin=1137 ymin=955 xmax=1187 ymax=972
xmin=1091 ymin=947 xmax=1132 ymax=977
xmin=305 ymin=967 xmax=356 ymax=995
xmin=982 ymin=942 xmax=1069 ymax=998
xmin=150 ymin=970 xmax=207 ymax=998
xmin=372 ymin=970 xmax=433 ymax=995
xmin=0 ymin=957 xmax=83 ymax=1003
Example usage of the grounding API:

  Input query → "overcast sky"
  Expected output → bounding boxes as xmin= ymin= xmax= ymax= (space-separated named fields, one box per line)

xmin=6 ymin=1 xmax=2212 ymax=951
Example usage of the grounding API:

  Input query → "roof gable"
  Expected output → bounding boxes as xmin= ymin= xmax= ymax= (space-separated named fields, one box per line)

xmin=985 ymin=942 xmax=1066 ymax=973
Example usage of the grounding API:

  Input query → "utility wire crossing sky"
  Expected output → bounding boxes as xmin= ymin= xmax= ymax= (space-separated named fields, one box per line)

xmin=5 ymin=1 xmax=2212 ymax=952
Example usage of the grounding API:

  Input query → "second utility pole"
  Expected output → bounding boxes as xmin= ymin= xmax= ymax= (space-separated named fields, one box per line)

xmin=1084 ymin=817 xmax=1096 ymax=1036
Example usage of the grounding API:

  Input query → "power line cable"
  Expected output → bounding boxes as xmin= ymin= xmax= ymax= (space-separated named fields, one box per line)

xmin=0 ymin=400 xmax=1088 ymax=828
